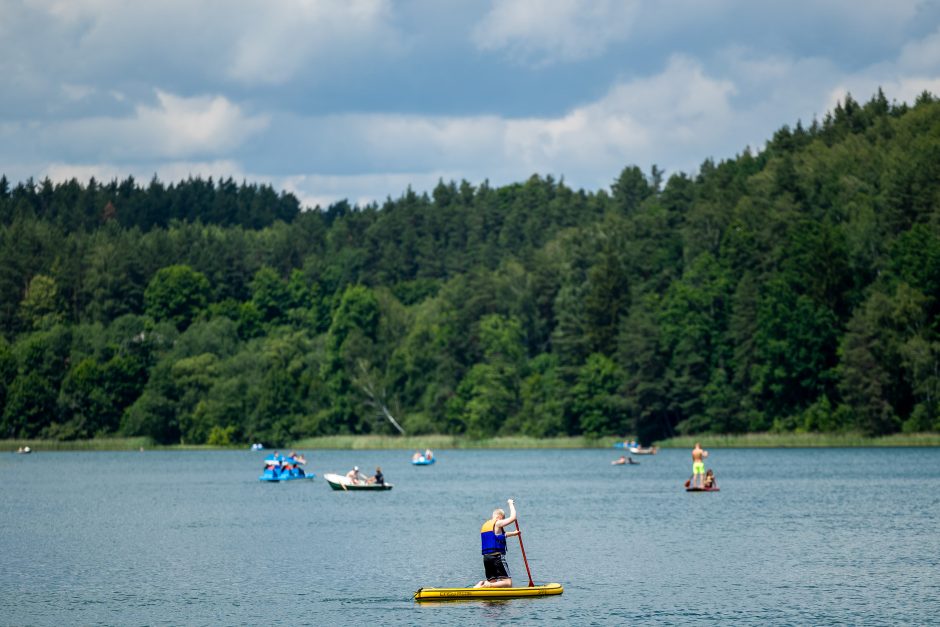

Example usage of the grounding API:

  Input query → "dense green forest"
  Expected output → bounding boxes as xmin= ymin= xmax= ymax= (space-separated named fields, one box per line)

xmin=1 ymin=89 xmax=938 ymax=445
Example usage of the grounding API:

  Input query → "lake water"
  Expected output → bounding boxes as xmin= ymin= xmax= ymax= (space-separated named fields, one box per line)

xmin=1 ymin=448 xmax=938 ymax=625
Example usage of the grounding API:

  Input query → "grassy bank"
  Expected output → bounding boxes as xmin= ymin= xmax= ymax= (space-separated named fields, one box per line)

xmin=3 ymin=432 xmax=939 ymax=452
xmin=0 ymin=437 xmax=222 ymax=452
xmin=655 ymin=432 xmax=940 ymax=448
xmin=290 ymin=435 xmax=604 ymax=450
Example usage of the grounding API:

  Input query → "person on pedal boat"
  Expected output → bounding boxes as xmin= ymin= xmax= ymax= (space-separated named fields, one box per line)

xmin=474 ymin=499 xmax=521 ymax=588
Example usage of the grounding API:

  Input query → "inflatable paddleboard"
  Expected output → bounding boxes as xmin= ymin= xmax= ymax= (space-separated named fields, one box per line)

xmin=686 ymin=486 xmax=720 ymax=492
xmin=414 ymin=583 xmax=563 ymax=601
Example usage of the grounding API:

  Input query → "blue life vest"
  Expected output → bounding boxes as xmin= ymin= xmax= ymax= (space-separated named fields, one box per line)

xmin=481 ymin=519 xmax=507 ymax=555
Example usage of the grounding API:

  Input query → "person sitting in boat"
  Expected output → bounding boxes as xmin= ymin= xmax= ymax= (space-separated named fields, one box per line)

xmin=474 ymin=499 xmax=521 ymax=589
xmin=703 ymin=469 xmax=717 ymax=489
xmin=287 ymin=450 xmax=307 ymax=465
xmin=345 ymin=466 xmax=366 ymax=484
xmin=412 ymin=451 xmax=422 ymax=462
xmin=424 ymin=449 xmax=434 ymax=461
xmin=367 ymin=466 xmax=385 ymax=485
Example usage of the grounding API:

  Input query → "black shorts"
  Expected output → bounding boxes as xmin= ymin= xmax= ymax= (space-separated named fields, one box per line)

xmin=483 ymin=552 xmax=511 ymax=581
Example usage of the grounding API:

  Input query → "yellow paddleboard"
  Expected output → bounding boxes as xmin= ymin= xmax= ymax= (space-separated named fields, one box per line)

xmin=414 ymin=583 xmax=563 ymax=601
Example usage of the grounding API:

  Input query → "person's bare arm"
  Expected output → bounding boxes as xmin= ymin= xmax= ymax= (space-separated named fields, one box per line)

xmin=495 ymin=499 xmax=517 ymax=530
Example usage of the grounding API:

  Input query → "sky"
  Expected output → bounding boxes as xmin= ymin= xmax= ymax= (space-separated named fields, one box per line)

xmin=2 ymin=0 xmax=940 ymax=209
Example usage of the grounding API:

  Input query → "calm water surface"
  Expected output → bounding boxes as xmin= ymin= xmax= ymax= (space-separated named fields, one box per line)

xmin=1 ymin=448 xmax=938 ymax=625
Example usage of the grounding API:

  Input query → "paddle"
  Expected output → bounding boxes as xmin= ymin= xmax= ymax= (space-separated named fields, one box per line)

xmin=514 ymin=520 xmax=535 ymax=588
xmin=684 ymin=475 xmax=692 ymax=489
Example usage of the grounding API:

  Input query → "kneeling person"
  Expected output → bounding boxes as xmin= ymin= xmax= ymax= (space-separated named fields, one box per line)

xmin=474 ymin=499 xmax=520 ymax=588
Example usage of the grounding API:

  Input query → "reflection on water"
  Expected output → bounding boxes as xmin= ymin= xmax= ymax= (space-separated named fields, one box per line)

xmin=1 ymin=448 xmax=939 ymax=625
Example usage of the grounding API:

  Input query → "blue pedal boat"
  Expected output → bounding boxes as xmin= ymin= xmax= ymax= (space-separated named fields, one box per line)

xmin=259 ymin=453 xmax=316 ymax=482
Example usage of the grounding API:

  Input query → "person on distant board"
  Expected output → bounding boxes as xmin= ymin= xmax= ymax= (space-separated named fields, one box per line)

xmin=703 ymin=469 xmax=717 ymax=489
xmin=691 ymin=442 xmax=708 ymax=489
xmin=474 ymin=499 xmax=520 ymax=588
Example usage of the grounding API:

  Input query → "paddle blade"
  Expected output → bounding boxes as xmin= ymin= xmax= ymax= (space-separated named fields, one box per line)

xmin=684 ymin=479 xmax=691 ymax=488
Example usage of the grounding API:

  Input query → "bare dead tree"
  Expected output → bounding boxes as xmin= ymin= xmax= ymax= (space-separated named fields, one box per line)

xmin=355 ymin=359 xmax=405 ymax=435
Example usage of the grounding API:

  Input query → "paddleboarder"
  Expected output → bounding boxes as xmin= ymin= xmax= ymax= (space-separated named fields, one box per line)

xmin=691 ymin=442 xmax=708 ymax=488
xmin=474 ymin=499 xmax=520 ymax=588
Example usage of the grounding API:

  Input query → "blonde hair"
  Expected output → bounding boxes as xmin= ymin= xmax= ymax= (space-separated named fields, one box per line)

xmin=493 ymin=508 xmax=505 ymax=520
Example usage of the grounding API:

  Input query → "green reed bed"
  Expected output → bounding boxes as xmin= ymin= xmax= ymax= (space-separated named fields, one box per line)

xmin=1 ymin=437 xmax=152 ymax=452
xmin=5 ymin=432 xmax=938 ymax=452
xmin=291 ymin=435 xmax=604 ymax=450
xmin=0 ymin=437 xmax=229 ymax=452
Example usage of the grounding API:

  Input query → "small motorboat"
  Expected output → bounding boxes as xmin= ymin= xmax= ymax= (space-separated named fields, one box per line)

xmin=411 ymin=456 xmax=435 ymax=465
xmin=324 ymin=473 xmax=393 ymax=491
xmin=414 ymin=583 xmax=563 ymax=601
xmin=628 ymin=446 xmax=658 ymax=455
xmin=259 ymin=453 xmax=315 ymax=482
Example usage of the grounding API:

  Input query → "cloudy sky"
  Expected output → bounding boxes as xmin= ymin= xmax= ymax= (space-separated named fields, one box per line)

xmin=3 ymin=0 xmax=940 ymax=208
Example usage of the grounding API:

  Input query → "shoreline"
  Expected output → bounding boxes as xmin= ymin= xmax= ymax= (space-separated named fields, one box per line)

xmin=2 ymin=432 xmax=939 ymax=451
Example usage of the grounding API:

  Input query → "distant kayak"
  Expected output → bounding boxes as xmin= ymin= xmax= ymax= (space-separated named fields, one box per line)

xmin=686 ymin=486 xmax=720 ymax=492
xmin=414 ymin=583 xmax=563 ymax=601
xmin=324 ymin=473 xmax=393 ymax=491
xmin=411 ymin=456 xmax=435 ymax=465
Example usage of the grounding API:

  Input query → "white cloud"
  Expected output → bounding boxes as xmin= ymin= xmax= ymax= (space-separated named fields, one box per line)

xmin=19 ymin=57 xmax=738 ymax=205
xmin=472 ymin=0 xmax=640 ymax=64
xmin=497 ymin=56 xmax=736 ymax=176
xmin=818 ymin=25 xmax=940 ymax=113
xmin=227 ymin=0 xmax=399 ymax=84
xmin=8 ymin=0 xmax=403 ymax=92
xmin=898 ymin=27 xmax=940 ymax=73
xmin=46 ymin=90 xmax=269 ymax=160
xmin=251 ymin=56 xmax=738 ymax=200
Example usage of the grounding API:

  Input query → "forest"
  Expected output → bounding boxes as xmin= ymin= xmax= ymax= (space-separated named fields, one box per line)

xmin=1 ymin=89 xmax=938 ymax=446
